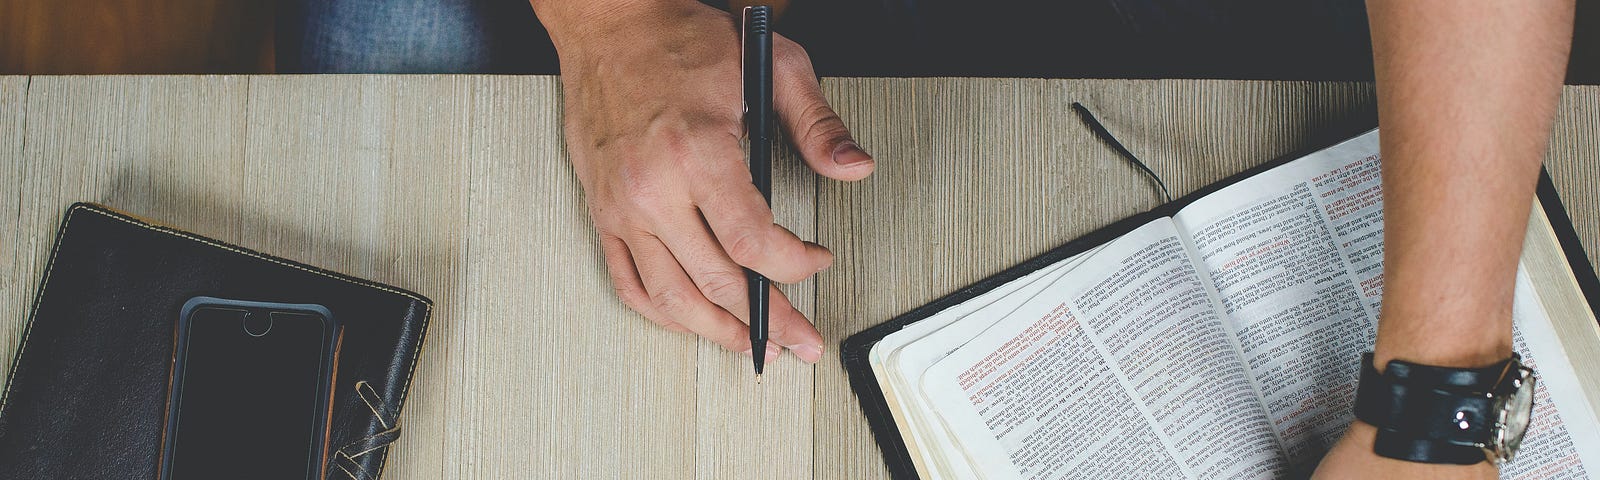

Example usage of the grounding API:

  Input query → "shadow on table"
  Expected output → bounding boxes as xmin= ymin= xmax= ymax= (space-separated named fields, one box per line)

xmin=100 ymin=162 xmax=461 ymax=317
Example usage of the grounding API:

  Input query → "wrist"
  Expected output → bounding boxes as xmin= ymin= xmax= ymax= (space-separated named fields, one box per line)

xmin=1372 ymin=327 xmax=1512 ymax=374
xmin=1372 ymin=296 xmax=1513 ymax=372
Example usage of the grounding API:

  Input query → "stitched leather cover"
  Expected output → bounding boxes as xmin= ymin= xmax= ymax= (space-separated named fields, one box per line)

xmin=0 ymin=203 xmax=432 ymax=480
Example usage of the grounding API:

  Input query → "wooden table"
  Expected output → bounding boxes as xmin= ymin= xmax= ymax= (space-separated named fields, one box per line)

xmin=1 ymin=76 xmax=1596 ymax=479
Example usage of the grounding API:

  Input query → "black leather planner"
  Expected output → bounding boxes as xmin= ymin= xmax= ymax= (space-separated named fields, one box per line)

xmin=0 ymin=203 xmax=433 ymax=480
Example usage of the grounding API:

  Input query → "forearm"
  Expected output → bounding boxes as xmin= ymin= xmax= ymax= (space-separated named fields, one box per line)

xmin=1369 ymin=0 xmax=1573 ymax=369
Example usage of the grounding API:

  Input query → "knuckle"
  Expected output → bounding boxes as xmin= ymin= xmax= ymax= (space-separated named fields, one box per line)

xmin=775 ymin=39 xmax=812 ymax=68
xmin=775 ymin=45 xmax=821 ymax=95
xmin=767 ymin=322 xmax=793 ymax=346
xmin=766 ymin=304 xmax=794 ymax=334
xmin=648 ymin=286 xmax=694 ymax=314
xmin=606 ymin=273 xmax=649 ymax=307
xmin=697 ymin=270 xmax=747 ymax=306
xmin=616 ymin=163 xmax=666 ymax=208
xmin=725 ymin=231 xmax=770 ymax=267
xmin=613 ymin=284 xmax=649 ymax=310
xmin=715 ymin=328 xmax=750 ymax=351
xmin=799 ymin=103 xmax=848 ymax=141
xmin=616 ymin=160 xmax=656 ymax=192
xmin=658 ymin=131 xmax=696 ymax=164
xmin=702 ymin=179 xmax=758 ymax=208
xmin=645 ymin=315 xmax=679 ymax=330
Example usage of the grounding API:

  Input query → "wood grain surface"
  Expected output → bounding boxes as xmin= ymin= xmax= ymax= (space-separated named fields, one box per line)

xmin=0 ymin=77 xmax=31 ymax=370
xmin=0 ymin=76 xmax=1594 ymax=479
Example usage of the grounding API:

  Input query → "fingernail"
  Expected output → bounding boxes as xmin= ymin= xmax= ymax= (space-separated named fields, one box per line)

xmin=740 ymin=348 xmax=753 ymax=357
xmin=832 ymin=141 xmax=873 ymax=167
xmin=764 ymin=343 xmax=781 ymax=362
xmin=790 ymin=344 xmax=824 ymax=363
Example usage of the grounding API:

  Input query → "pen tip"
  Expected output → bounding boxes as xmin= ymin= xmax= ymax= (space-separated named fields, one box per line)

xmin=756 ymin=374 xmax=763 ymax=385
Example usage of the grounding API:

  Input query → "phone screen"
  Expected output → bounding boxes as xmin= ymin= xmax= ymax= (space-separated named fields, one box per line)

xmin=165 ymin=303 xmax=333 ymax=480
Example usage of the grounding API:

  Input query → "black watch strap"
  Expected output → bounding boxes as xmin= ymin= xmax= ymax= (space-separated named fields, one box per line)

xmin=1353 ymin=353 xmax=1509 ymax=465
xmin=1370 ymin=430 xmax=1491 ymax=465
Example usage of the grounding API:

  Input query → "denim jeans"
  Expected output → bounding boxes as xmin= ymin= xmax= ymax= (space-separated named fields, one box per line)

xmin=276 ymin=0 xmax=552 ymax=73
xmin=277 ymin=0 xmax=1374 ymax=80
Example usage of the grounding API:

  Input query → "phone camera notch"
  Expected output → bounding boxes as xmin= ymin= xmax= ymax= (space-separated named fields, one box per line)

xmin=242 ymin=311 xmax=273 ymax=337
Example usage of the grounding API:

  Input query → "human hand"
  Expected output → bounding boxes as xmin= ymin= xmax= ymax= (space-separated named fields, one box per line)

xmin=532 ymin=0 xmax=875 ymax=363
xmin=1312 ymin=421 xmax=1497 ymax=479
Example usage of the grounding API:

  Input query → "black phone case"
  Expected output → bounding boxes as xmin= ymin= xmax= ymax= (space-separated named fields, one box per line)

xmin=161 ymin=297 xmax=341 ymax=480
xmin=0 ymin=203 xmax=432 ymax=480
xmin=839 ymin=143 xmax=1600 ymax=479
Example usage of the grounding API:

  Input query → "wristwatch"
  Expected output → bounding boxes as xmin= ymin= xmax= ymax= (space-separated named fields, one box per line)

xmin=1353 ymin=352 xmax=1538 ymax=465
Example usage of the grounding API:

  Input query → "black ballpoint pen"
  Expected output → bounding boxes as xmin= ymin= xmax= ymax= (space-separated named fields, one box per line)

xmin=742 ymin=5 xmax=773 ymax=382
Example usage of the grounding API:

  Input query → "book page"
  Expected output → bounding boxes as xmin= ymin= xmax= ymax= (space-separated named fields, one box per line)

xmin=871 ymin=254 xmax=1082 ymax=479
xmin=876 ymin=246 xmax=1104 ymax=479
xmin=919 ymin=219 xmax=1284 ymax=479
xmin=1174 ymin=132 xmax=1385 ymax=466
xmin=1174 ymin=130 xmax=1600 ymax=477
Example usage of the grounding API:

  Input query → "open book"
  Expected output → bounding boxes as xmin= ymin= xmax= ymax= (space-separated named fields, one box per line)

xmin=854 ymin=131 xmax=1600 ymax=479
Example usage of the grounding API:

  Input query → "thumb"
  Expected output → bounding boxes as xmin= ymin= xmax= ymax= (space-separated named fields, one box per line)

xmin=774 ymin=39 xmax=875 ymax=181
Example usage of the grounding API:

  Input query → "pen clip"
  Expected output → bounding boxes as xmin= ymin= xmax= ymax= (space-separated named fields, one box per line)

xmin=740 ymin=6 xmax=751 ymax=118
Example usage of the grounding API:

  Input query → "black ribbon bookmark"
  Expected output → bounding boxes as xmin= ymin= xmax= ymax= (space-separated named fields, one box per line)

xmin=1071 ymin=102 xmax=1173 ymax=203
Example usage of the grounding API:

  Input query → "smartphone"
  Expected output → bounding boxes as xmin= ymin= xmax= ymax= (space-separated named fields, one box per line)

xmin=160 ymin=297 xmax=340 ymax=480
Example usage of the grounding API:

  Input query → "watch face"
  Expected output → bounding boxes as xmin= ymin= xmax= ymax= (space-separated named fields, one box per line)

xmin=1497 ymin=368 xmax=1538 ymax=461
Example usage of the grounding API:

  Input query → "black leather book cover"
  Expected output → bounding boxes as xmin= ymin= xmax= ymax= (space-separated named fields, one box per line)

xmin=0 ymin=203 xmax=432 ymax=480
